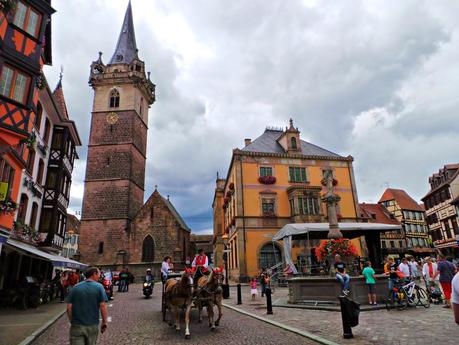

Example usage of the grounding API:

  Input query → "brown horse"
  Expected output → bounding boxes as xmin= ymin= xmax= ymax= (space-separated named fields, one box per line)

xmin=164 ymin=268 xmax=194 ymax=339
xmin=195 ymin=267 xmax=224 ymax=329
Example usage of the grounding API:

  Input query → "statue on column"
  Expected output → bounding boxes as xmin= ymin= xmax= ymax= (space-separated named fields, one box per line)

xmin=321 ymin=170 xmax=343 ymax=239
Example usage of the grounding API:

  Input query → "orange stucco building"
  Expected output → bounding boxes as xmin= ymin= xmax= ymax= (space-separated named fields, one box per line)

xmin=213 ymin=120 xmax=364 ymax=282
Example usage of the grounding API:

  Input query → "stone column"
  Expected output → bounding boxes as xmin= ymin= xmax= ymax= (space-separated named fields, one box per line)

xmin=321 ymin=170 xmax=343 ymax=239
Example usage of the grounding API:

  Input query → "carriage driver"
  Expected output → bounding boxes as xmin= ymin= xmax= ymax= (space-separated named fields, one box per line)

xmin=192 ymin=249 xmax=209 ymax=286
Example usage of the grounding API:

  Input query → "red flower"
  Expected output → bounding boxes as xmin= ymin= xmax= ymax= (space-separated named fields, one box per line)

xmin=258 ymin=176 xmax=276 ymax=185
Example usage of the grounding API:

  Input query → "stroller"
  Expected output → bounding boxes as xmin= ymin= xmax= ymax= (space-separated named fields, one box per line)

xmin=426 ymin=281 xmax=443 ymax=304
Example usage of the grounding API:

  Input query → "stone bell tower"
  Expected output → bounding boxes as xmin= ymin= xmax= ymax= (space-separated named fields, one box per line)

xmin=79 ymin=1 xmax=155 ymax=266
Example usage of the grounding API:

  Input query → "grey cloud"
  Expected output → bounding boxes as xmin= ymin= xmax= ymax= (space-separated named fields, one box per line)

xmin=49 ymin=1 xmax=459 ymax=231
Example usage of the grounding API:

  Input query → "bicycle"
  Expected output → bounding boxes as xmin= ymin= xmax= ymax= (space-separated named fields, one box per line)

xmin=386 ymin=279 xmax=430 ymax=310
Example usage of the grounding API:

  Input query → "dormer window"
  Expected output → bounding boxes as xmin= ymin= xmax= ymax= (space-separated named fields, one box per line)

xmin=109 ymin=89 xmax=120 ymax=108
xmin=291 ymin=137 xmax=297 ymax=150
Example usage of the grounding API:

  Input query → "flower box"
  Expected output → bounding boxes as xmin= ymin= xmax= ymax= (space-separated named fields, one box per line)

xmin=0 ymin=197 xmax=17 ymax=215
xmin=258 ymin=176 xmax=276 ymax=185
xmin=321 ymin=178 xmax=338 ymax=187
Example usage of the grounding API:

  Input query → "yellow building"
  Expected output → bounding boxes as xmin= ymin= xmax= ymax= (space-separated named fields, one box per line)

xmin=213 ymin=120 xmax=362 ymax=282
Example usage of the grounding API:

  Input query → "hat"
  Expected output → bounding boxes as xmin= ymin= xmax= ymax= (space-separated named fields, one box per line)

xmin=424 ymin=256 xmax=431 ymax=261
xmin=146 ymin=268 xmax=151 ymax=272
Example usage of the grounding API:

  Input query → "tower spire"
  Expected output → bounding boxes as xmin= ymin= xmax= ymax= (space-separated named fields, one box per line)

xmin=109 ymin=0 xmax=138 ymax=65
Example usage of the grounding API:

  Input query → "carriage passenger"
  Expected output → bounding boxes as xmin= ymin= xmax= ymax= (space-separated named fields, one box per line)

xmin=161 ymin=256 xmax=173 ymax=283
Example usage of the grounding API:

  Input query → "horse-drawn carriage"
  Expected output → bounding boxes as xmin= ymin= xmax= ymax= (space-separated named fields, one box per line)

xmin=161 ymin=267 xmax=224 ymax=339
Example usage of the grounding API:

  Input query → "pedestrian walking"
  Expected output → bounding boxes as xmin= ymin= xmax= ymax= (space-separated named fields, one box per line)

xmin=60 ymin=271 xmax=69 ymax=302
xmin=259 ymin=268 xmax=268 ymax=297
xmin=125 ymin=268 xmax=133 ymax=292
xmin=362 ymin=261 xmax=377 ymax=305
xmin=118 ymin=268 xmax=128 ymax=292
xmin=250 ymin=277 xmax=258 ymax=300
xmin=436 ymin=253 xmax=457 ymax=308
xmin=66 ymin=267 xmax=108 ymax=345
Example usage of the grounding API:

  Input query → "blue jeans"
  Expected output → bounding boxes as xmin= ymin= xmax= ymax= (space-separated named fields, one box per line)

xmin=336 ymin=273 xmax=350 ymax=291
xmin=388 ymin=278 xmax=398 ymax=292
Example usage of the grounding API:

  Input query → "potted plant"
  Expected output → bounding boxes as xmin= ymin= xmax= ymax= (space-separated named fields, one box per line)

xmin=0 ymin=197 xmax=17 ymax=215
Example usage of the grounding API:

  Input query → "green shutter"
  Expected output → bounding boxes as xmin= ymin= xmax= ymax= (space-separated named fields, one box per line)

xmin=289 ymin=167 xmax=294 ymax=181
xmin=301 ymin=168 xmax=307 ymax=182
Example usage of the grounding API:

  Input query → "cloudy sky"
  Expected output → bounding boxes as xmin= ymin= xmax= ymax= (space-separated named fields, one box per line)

xmin=43 ymin=0 xmax=458 ymax=234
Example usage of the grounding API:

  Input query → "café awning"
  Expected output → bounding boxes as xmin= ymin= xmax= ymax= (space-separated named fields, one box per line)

xmin=6 ymin=238 xmax=88 ymax=270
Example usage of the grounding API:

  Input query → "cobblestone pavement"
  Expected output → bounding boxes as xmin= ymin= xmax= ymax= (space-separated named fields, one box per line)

xmin=226 ymin=285 xmax=458 ymax=345
xmin=32 ymin=283 xmax=316 ymax=345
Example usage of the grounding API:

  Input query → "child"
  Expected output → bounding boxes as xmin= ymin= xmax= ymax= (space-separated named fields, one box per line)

xmin=362 ymin=261 xmax=377 ymax=305
xmin=250 ymin=277 xmax=258 ymax=300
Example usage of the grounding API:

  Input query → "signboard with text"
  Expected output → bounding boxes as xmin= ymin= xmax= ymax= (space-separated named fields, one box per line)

xmin=0 ymin=182 xmax=8 ymax=202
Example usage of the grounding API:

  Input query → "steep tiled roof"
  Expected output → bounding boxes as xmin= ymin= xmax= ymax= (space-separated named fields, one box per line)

xmin=241 ymin=129 xmax=343 ymax=158
xmin=359 ymin=203 xmax=400 ymax=225
xmin=378 ymin=188 xmax=424 ymax=211
xmin=52 ymin=76 xmax=69 ymax=119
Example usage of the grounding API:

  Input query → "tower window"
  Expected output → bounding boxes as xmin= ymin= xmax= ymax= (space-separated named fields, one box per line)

xmin=109 ymin=89 xmax=120 ymax=108
xmin=291 ymin=137 xmax=297 ymax=150
xmin=98 ymin=241 xmax=104 ymax=254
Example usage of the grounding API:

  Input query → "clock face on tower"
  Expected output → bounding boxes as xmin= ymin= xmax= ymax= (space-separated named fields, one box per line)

xmin=106 ymin=112 xmax=119 ymax=124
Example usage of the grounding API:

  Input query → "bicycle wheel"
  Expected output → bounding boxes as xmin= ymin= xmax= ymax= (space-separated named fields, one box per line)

xmin=416 ymin=287 xmax=430 ymax=308
xmin=385 ymin=290 xmax=395 ymax=310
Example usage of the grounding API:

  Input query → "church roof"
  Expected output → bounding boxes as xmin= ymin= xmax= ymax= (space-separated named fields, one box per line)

xmin=162 ymin=196 xmax=191 ymax=232
xmin=242 ymin=129 xmax=343 ymax=158
xmin=109 ymin=1 xmax=138 ymax=65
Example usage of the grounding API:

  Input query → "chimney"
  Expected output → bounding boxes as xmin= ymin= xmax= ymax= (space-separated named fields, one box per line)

xmin=244 ymin=138 xmax=251 ymax=146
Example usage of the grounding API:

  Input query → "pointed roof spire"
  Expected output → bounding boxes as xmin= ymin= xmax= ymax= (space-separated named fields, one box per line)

xmin=109 ymin=0 xmax=138 ymax=65
xmin=53 ymin=67 xmax=70 ymax=119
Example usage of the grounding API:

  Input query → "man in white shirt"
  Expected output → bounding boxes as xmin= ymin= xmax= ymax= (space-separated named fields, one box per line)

xmin=398 ymin=257 xmax=411 ymax=279
xmin=452 ymin=272 xmax=459 ymax=325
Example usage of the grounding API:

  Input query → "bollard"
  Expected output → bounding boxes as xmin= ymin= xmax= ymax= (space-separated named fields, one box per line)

xmin=265 ymin=287 xmax=273 ymax=314
xmin=237 ymin=283 xmax=242 ymax=305
xmin=222 ymin=284 xmax=230 ymax=299
xmin=339 ymin=296 xmax=353 ymax=339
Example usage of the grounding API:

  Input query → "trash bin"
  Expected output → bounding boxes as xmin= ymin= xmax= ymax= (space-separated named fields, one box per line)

xmin=338 ymin=295 xmax=360 ymax=339
xmin=222 ymin=284 xmax=230 ymax=299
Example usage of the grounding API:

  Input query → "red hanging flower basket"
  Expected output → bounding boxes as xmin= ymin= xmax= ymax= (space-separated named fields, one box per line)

xmin=321 ymin=178 xmax=338 ymax=187
xmin=258 ymin=176 xmax=276 ymax=185
xmin=315 ymin=238 xmax=358 ymax=262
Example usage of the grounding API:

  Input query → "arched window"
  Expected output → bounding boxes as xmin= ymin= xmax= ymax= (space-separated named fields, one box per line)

xmin=37 ymin=159 xmax=44 ymax=185
xmin=142 ymin=235 xmax=154 ymax=262
xmin=109 ymin=89 xmax=120 ymax=108
xmin=291 ymin=137 xmax=297 ymax=150
xmin=18 ymin=193 xmax=29 ymax=223
xmin=258 ymin=242 xmax=281 ymax=270
xmin=43 ymin=118 xmax=51 ymax=144
xmin=98 ymin=241 xmax=104 ymax=254
xmin=30 ymin=202 xmax=39 ymax=229
xmin=35 ymin=102 xmax=42 ymax=131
